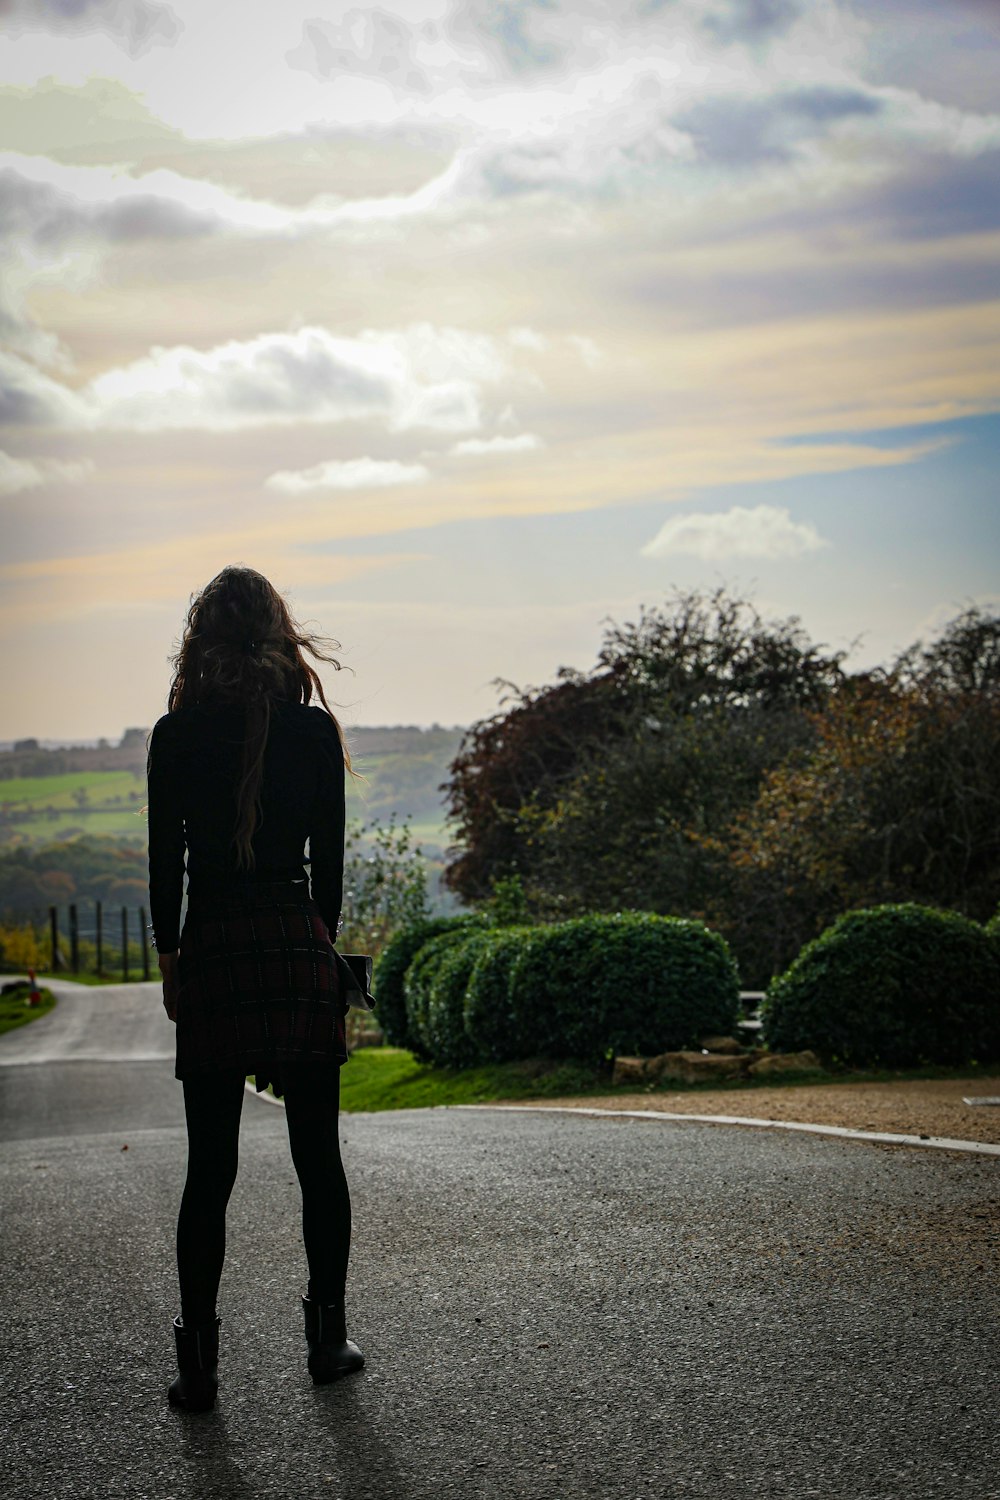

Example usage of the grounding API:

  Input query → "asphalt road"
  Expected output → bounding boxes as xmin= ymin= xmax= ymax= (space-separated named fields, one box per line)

xmin=1 ymin=980 xmax=999 ymax=1500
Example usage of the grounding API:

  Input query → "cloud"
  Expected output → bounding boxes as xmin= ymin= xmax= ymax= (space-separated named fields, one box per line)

xmin=0 ymin=323 xmax=517 ymax=435
xmin=676 ymin=85 xmax=883 ymax=169
xmin=448 ymin=0 xmax=568 ymax=75
xmin=0 ymin=0 xmax=181 ymax=58
xmin=567 ymin=334 xmax=603 ymax=370
xmin=449 ymin=433 xmax=542 ymax=456
xmin=702 ymin=0 xmax=802 ymax=44
xmin=0 ymin=153 xmax=289 ymax=244
xmin=0 ymin=351 xmax=92 ymax=427
xmin=85 ymin=328 xmax=394 ymax=433
xmin=287 ymin=9 xmax=442 ymax=95
xmin=862 ymin=146 xmax=1000 ymax=241
xmin=265 ymin=457 xmax=430 ymax=494
xmin=508 ymin=326 xmax=549 ymax=352
xmin=0 ymin=534 xmax=422 ymax=627
xmin=641 ymin=504 xmax=829 ymax=560
xmin=0 ymin=449 xmax=94 ymax=495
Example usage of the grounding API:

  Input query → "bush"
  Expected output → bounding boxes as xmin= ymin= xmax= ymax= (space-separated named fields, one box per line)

xmin=464 ymin=927 xmax=541 ymax=1062
xmin=507 ymin=912 xmax=740 ymax=1065
xmin=761 ymin=903 xmax=1000 ymax=1067
xmin=374 ymin=915 xmax=483 ymax=1050
xmin=0 ymin=922 xmax=49 ymax=973
xmin=404 ymin=928 xmax=482 ymax=1058
xmin=425 ymin=932 xmax=495 ymax=1068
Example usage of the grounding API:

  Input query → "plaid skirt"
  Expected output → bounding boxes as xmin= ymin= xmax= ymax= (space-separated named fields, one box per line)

xmin=175 ymin=880 xmax=348 ymax=1097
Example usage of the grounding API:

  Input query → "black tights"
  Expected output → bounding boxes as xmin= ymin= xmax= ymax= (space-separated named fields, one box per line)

xmin=177 ymin=1066 xmax=351 ymax=1326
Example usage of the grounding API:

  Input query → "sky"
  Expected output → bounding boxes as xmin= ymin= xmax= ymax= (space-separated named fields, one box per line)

xmin=1 ymin=0 xmax=999 ymax=740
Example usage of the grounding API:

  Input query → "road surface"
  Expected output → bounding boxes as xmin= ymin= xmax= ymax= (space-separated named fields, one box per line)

xmin=1 ymin=980 xmax=998 ymax=1499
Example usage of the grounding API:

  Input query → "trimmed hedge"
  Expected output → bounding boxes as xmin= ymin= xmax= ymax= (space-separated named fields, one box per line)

xmin=374 ymin=915 xmax=484 ymax=1050
xmin=425 ymin=932 xmax=495 ymax=1069
xmin=403 ymin=928 xmax=481 ymax=1058
xmin=463 ymin=927 xmax=541 ymax=1063
xmin=507 ymin=912 xmax=740 ymax=1065
xmin=377 ymin=911 xmax=740 ymax=1069
xmin=761 ymin=903 xmax=1000 ymax=1067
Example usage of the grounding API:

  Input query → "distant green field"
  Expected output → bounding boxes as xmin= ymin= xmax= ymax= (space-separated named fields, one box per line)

xmin=11 ymin=809 xmax=149 ymax=844
xmin=0 ymin=766 xmax=450 ymax=851
xmin=0 ymin=770 xmax=148 ymax=848
xmin=0 ymin=771 xmax=143 ymax=806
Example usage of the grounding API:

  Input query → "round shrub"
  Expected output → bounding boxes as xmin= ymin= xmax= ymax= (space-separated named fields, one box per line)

xmin=404 ymin=928 xmax=480 ymax=1057
xmin=761 ymin=903 xmax=1000 ymax=1067
xmin=374 ymin=915 xmax=483 ymax=1050
xmin=464 ymin=927 xmax=541 ymax=1063
xmin=507 ymin=912 xmax=740 ymax=1065
xmin=425 ymin=932 xmax=495 ymax=1068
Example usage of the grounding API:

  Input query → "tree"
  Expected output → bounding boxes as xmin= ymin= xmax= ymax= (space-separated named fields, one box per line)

xmin=443 ymin=588 xmax=846 ymax=931
xmin=724 ymin=611 xmax=1000 ymax=977
xmin=442 ymin=666 xmax=632 ymax=903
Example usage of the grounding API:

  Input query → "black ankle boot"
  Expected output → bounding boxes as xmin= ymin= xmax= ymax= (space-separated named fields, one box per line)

xmin=302 ymin=1295 xmax=365 ymax=1384
xmin=168 ymin=1314 xmax=220 ymax=1412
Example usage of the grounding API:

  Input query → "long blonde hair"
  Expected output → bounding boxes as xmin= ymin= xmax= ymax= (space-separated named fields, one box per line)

xmin=168 ymin=566 xmax=352 ymax=868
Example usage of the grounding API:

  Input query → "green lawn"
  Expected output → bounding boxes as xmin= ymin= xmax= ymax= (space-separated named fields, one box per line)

xmin=337 ymin=1048 xmax=608 ymax=1112
xmin=329 ymin=1046 xmax=996 ymax=1114
xmin=34 ymin=969 xmax=146 ymax=987
xmin=0 ymin=982 xmax=56 ymax=1035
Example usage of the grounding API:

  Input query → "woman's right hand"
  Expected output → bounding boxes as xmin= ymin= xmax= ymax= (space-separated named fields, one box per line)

xmin=159 ymin=951 xmax=180 ymax=1022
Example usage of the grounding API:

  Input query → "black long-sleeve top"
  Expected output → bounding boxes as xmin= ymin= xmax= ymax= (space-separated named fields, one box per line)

xmin=146 ymin=701 xmax=346 ymax=953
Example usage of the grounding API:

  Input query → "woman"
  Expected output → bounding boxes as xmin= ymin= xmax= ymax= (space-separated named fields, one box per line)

xmin=146 ymin=565 xmax=364 ymax=1413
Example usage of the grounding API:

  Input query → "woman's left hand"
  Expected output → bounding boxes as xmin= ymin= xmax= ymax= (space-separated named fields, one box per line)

xmin=159 ymin=951 xmax=180 ymax=1022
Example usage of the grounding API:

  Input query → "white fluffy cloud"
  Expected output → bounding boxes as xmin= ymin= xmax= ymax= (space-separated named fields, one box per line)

xmin=0 ymin=449 xmax=94 ymax=494
xmin=642 ymin=504 xmax=829 ymax=561
xmin=0 ymin=322 xmax=517 ymax=435
xmin=264 ymin=457 xmax=430 ymax=494
xmin=449 ymin=432 xmax=542 ymax=456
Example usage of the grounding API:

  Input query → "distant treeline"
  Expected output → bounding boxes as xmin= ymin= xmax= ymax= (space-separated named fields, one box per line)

xmin=0 ymin=836 xmax=149 ymax=914
xmin=0 ymin=723 xmax=463 ymax=784
xmin=0 ymin=729 xmax=150 ymax=780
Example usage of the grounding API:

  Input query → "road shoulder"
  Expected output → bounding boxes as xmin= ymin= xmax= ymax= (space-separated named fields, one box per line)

xmin=490 ymin=1073 xmax=1000 ymax=1146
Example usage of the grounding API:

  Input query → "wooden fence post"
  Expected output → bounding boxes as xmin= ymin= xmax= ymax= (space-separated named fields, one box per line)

xmin=139 ymin=906 xmax=150 ymax=981
xmin=49 ymin=906 xmax=59 ymax=971
xmin=69 ymin=903 xmax=79 ymax=973
xmin=121 ymin=906 xmax=129 ymax=983
xmin=96 ymin=900 xmax=103 ymax=976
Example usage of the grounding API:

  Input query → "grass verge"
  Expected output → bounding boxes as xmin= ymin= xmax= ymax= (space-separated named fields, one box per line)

xmin=0 ymin=981 xmax=57 ymax=1036
xmin=338 ymin=1049 xmax=608 ymax=1113
xmin=331 ymin=1048 xmax=997 ymax=1114
xmin=32 ymin=970 xmax=151 ymax=987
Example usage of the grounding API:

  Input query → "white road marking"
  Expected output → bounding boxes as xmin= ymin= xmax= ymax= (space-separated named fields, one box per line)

xmin=455 ymin=1104 xmax=1000 ymax=1157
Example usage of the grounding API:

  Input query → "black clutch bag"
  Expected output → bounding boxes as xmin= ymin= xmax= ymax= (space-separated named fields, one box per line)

xmin=335 ymin=951 xmax=376 ymax=1011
